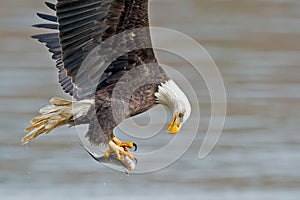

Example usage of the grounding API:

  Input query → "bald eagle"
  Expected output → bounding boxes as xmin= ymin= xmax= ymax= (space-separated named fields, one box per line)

xmin=22 ymin=0 xmax=191 ymax=170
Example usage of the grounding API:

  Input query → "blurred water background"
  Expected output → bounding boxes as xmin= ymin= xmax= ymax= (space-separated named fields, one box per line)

xmin=0 ymin=0 xmax=300 ymax=199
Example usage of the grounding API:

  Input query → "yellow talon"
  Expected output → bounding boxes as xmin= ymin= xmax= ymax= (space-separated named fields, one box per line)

xmin=104 ymin=149 xmax=112 ymax=158
xmin=112 ymin=137 xmax=136 ymax=150
xmin=104 ymin=137 xmax=136 ymax=160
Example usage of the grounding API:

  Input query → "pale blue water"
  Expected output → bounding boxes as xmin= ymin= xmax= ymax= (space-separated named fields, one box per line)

xmin=1 ymin=0 xmax=300 ymax=199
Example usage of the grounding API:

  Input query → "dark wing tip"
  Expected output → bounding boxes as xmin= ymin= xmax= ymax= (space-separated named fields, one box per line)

xmin=31 ymin=34 xmax=38 ymax=39
xmin=45 ymin=1 xmax=56 ymax=11
xmin=37 ymin=13 xmax=57 ymax=22
xmin=32 ymin=23 xmax=58 ymax=30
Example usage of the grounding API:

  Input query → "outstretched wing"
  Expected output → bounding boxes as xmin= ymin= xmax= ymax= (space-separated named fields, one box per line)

xmin=32 ymin=0 xmax=158 ymax=99
xmin=32 ymin=2 xmax=75 ymax=96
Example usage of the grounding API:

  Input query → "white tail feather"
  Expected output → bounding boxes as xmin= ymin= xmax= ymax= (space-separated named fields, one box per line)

xmin=22 ymin=97 xmax=93 ymax=144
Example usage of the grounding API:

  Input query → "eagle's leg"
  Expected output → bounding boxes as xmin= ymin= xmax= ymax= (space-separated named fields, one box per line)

xmin=104 ymin=137 xmax=136 ymax=160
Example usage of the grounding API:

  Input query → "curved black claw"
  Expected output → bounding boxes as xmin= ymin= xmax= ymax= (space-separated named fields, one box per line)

xmin=133 ymin=143 xmax=138 ymax=151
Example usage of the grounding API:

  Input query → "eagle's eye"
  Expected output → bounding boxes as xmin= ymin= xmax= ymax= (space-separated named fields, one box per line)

xmin=178 ymin=113 xmax=184 ymax=118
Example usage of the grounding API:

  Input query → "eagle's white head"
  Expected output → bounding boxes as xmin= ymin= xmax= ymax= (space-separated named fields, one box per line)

xmin=155 ymin=80 xmax=191 ymax=134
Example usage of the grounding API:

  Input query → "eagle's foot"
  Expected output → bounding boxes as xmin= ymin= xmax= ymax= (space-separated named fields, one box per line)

xmin=104 ymin=137 xmax=137 ymax=161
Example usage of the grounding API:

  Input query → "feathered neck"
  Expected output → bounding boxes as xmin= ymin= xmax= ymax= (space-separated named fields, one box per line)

xmin=155 ymin=80 xmax=191 ymax=122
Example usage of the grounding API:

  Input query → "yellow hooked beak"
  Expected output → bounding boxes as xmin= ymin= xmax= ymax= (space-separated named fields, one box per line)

xmin=167 ymin=113 xmax=182 ymax=134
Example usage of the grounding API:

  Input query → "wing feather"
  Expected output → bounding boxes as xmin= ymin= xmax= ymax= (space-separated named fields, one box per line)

xmin=45 ymin=1 xmax=56 ymax=11
xmin=55 ymin=0 xmax=159 ymax=99
xmin=32 ymin=23 xmax=58 ymax=30
xmin=36 ymin=13 xmax=57 ymax=22
xmin=32 ymin=0 xmax=157 ymax=99
xmin=32 ymin=6 xmax=74 ymax=96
